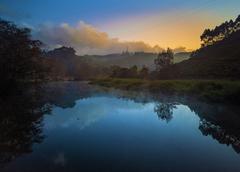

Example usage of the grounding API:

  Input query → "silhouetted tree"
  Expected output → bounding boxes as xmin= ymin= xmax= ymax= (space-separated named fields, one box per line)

xmin=154 ymin=48 xmax=174 ymax=72
xmin=200 ymin=15 xmax=240 ymax=47
xmin=0 ymin=19 xmax=46 ymax=93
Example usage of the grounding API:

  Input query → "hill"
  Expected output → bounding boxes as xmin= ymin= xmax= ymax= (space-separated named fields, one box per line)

xmin=158 ymin=15 xmax=240 ymax=79
xmin=43 ymin=47 xmax=109 ymax=80
xmin=82 ymin=52 xmax=190 ymax=70
xmin=44 ymin=47 xmax=191 ymax=80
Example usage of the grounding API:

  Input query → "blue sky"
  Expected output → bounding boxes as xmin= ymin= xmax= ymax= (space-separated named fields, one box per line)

xmin=2 ymin=0 xmax=239 ymax=26
xmin=1 ymin=0 xmax=239 ymax=54
xmin=0 ymin=0 xmax=185 ymax=24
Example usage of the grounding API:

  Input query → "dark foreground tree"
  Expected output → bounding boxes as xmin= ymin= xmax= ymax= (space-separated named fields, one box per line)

xmin=0 ymin=19 xmax=46 ymax=93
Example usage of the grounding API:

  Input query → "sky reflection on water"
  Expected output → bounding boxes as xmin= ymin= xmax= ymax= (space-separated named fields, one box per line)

xmin=1 ymin=82 xmax=240 ymax=172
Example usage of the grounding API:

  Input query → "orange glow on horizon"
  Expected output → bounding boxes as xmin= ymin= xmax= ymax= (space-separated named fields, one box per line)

xmin=100 ymin=10 xmax=224 ymax=50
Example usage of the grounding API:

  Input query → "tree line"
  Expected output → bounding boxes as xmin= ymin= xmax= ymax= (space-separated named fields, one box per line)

xmin=110 ymin=48 xmax=174 ymax=79
xmin=200 ymin=15 xmax=240 ymax=47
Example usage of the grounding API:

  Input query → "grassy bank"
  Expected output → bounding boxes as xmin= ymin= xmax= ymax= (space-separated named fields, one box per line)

xmin=90 ymin=78 xmax=240 ymax=103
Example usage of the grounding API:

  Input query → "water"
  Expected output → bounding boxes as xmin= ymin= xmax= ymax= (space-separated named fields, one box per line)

xmin=1 ymin=82 xmax=240 ymax=172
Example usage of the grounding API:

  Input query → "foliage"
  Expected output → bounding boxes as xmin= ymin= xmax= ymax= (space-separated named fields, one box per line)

xmin=200 ymin=15 xmax=240 ymax=47
xmin=0 ymin=19 xmax=46 ymax=92
xmin=156 ymin=14 xmax=240 ymax=80
xmin=43 ymin=46 xmax=111 ymax=80
xmin=154 ymin=48 xmax=174 ymax=71
xmin=110 ymin=65 xmax=149 ymax=79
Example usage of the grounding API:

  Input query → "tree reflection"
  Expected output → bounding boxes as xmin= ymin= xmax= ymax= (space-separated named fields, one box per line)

xmin=154 ymin=103 xmax=176 ymax=123
xmin=0 ymin=82 xmax=98 ymax=167
xmin=1 ymin=81 xmax=240 ymax=168
xmin=199 ymin=119 xmax=240 ymax=153
xmin=43 ymin=82 xmax=97 ymax=108
xmin=0 ymin=85 xmax=52 ymax=167
xmin=104 ymin=88 xmax=240 ymax=154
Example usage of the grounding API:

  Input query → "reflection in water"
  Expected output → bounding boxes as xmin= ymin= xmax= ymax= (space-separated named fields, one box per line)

xmin=0 ymin=82 xmax=102 ymax=168
xmin=108 ymin=89 xmax=240 ymax=154
xmin=1 ymin=82 xmax=240 ymax=171
xmin=199 ymin=119 xmax=240 ymax=154
xmin=154 ymin=103 xmax=177 ymax=122
xmin=53 ymin=153 xmax=67 ymax=166
xmin=42 ymin=82 xmax=98 ymax=109
xmin=0 ymin=86 xmax=51 ymax=167
xmin=44 ymin=97 xmax=111 ymax=130
xmin=98 ymin=88 xmax=240 ymax=155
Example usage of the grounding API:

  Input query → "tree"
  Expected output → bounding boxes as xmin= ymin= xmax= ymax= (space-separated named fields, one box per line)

xmin=0 ymin=19 xmax=46 ymax=92
xmin=139 ymin=66 xmax=149 ymax=79
xmin=110 ymin=65 xmax=139 ymax=78
xmin=200 ymin=15 xmax=240 ymax=47
xmin=129 ymin=65 xmax=138 ymax=78
xmin=200 ymin=29 xmax=213 ymax=47
xmin=154 ymin=48 xmax=174 ymax=72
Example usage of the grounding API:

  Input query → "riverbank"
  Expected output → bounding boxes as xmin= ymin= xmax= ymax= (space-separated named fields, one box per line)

xmin=90 ymin=78 xmax=240 ymax=103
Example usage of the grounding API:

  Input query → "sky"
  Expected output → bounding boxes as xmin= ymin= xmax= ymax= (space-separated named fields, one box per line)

xmin=1 ymin=0 xmax=240 ymax=55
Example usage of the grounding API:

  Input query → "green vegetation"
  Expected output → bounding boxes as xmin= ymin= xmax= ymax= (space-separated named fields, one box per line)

xmin=90 ymin=78 xmax=240 ymax=103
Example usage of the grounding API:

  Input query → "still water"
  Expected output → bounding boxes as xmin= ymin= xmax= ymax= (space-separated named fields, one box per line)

xmin=1 ymin=82 xmax=240 ymax=172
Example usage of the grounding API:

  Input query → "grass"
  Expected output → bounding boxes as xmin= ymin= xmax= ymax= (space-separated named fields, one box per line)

xmin=90 ymin=78 xmax=240 ymax=103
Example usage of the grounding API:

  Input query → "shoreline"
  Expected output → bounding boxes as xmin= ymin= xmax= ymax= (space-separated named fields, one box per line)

xmin=90 ymin=78 xmax=240 ymax=104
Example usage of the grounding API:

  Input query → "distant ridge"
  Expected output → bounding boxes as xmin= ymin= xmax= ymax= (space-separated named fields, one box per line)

xmin=81 ymin=52 xmax=190 ymax=69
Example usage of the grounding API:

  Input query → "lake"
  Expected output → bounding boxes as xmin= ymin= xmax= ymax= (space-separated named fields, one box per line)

xmin=1 ymin=82 xmax=240 ymax=172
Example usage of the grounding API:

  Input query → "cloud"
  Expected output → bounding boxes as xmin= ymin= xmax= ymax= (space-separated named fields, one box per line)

xmin=34 ymin=21 xmax=165 ymax=55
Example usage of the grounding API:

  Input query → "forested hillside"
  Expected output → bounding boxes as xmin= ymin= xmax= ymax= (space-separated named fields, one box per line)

xmin=157 ymin=15 xmax=240 ymax=79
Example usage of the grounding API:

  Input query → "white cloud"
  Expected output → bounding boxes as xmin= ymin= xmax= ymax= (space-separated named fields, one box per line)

xmin=34 ymin=21 xmax=164 ymax=55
